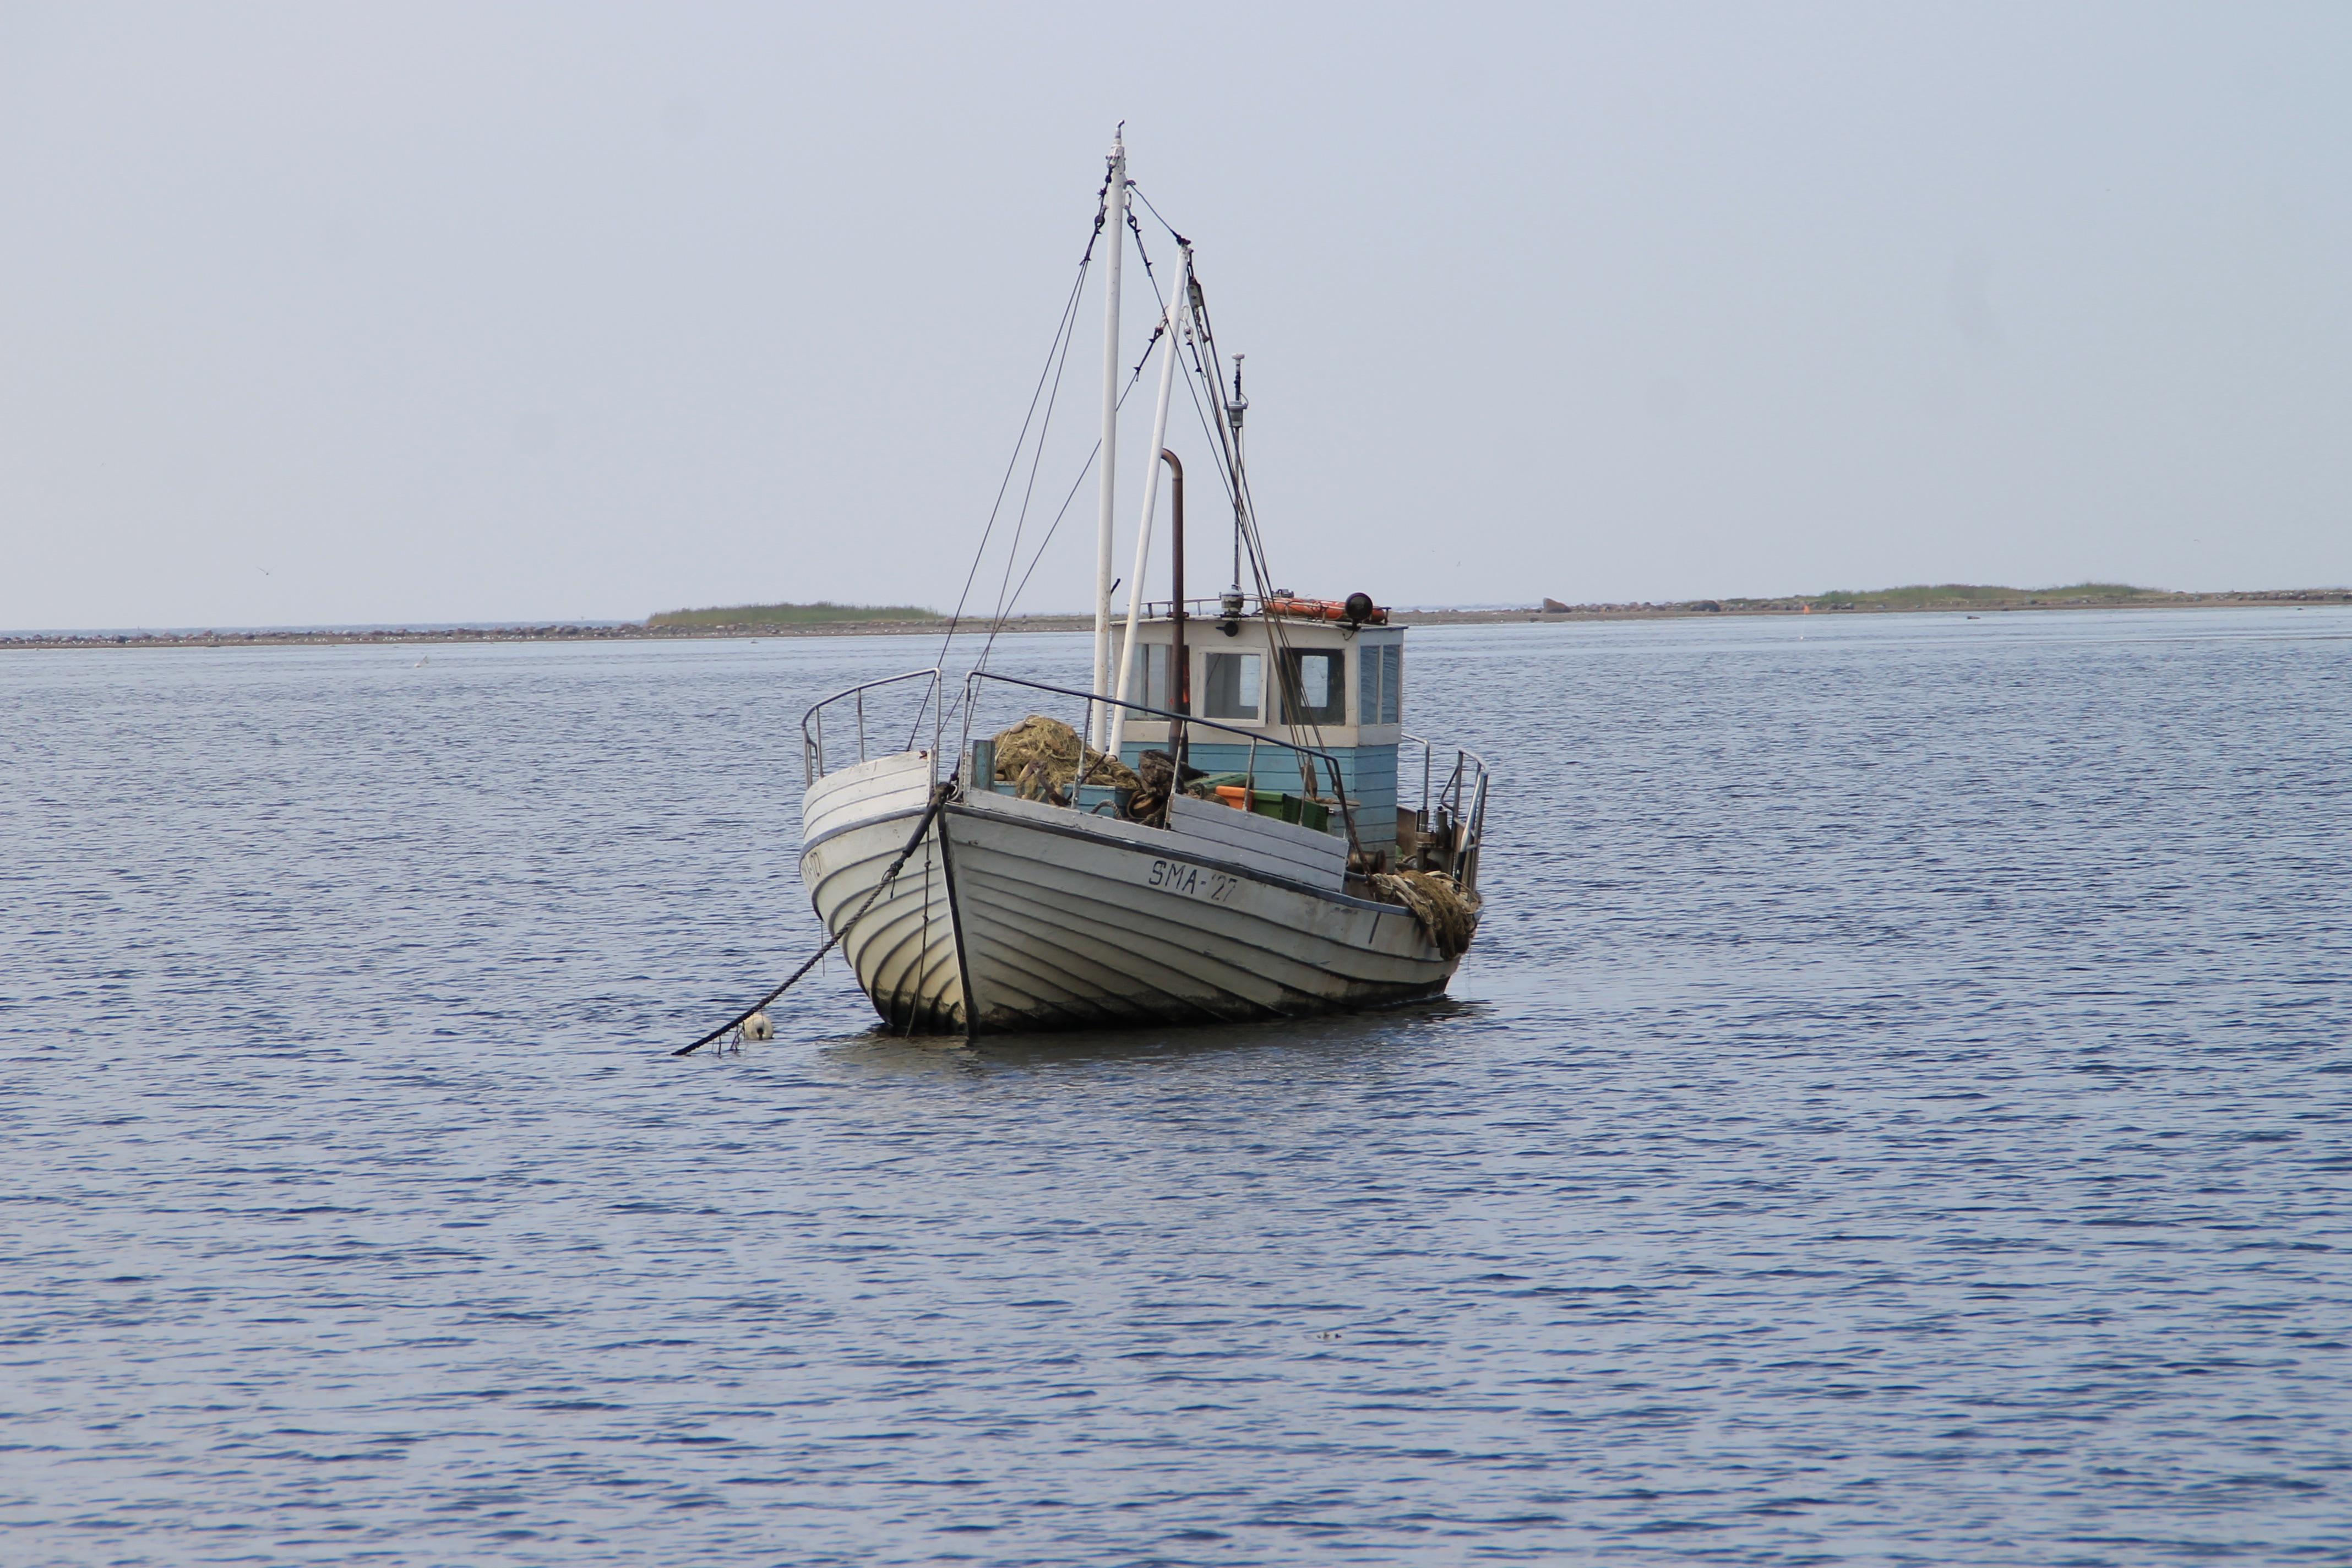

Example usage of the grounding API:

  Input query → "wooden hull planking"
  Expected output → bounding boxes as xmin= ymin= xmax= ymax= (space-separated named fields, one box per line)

xmin=798 ymin=750 xmax=1457 ymax=1036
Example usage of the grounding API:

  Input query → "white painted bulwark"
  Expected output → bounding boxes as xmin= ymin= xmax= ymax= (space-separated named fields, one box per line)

xmin=802 ymin=748 xmax=937 ymax=843
xmin=1163 ymin=793 xmax=1346 ymax=889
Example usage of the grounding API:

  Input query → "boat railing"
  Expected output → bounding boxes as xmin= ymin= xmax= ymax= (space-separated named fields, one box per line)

xmin=1400 ymin=732 xmax=1490 ymax=895
xmin=1123 ymin=594 xmax=1398 ymax=623
xmin=801 ymin=668 xmax=943 ymax=790
xmin=961 ymin=671 xmax=1365 ymax=861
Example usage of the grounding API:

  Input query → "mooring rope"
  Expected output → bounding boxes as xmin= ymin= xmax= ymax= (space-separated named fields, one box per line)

xmin=674 ymin=780 xmax=954 ymax=1057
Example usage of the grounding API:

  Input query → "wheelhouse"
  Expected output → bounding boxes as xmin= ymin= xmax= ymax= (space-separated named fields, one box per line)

xmin=1110 ymin=600 xmax=1406 ymax=847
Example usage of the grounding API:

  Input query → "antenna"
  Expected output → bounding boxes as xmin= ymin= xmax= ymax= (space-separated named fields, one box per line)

xmin=1226 ymin=355 xmax=1249 ymax=603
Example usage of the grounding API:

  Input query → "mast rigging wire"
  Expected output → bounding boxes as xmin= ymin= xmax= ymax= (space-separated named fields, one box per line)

xmin=952 ymin=170 xmax=1206 ymax=690
xmin=957 ymin=171 xmax=1320 ymax=808
xmin=967 ymin=357 xmax=1148 ymax=680
xmin=978 ymin=286 xmax=1088 ymax=652
xmin=688 ymin=156 xmax=1359 ymax=1057
xmin=1127 ymin=182 xmax=1189 ymax=249
xmin=927 ymin=181 xmax=1112 ymax=676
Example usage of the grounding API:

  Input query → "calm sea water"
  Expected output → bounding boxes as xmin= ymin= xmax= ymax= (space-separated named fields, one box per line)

xmin=6 ymin=609 xmax=2350 ymax=1566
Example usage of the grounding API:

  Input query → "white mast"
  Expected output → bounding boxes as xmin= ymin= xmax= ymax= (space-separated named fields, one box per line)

xmin=1106 ymin=244 xmax=1191 ymax=759
xmin=1090 ymin=129 xmax=1127 ymax=743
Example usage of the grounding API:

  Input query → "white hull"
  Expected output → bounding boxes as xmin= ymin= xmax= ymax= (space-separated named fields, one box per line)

xmin=799 ymin=751 xmax=966 ymax=1032
xmin=799 ymin=750 xmax=1458 ymax=1036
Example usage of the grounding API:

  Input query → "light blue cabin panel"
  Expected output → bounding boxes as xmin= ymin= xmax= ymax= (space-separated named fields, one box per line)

xmin=1119 ymin=738 xmax=1399 ymax=821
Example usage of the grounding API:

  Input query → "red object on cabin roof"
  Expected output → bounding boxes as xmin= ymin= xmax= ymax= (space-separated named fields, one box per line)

xmin=1265 ymin=595 xmax=1388 ymax=625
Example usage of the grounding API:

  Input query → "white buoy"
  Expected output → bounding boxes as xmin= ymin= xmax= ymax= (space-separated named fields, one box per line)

xmin=741 ymin=1011 xmax=774 ymax=1042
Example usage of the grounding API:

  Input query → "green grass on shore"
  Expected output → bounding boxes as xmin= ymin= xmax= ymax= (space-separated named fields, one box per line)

xmin=646 ymin=600 xmax=942 ymax=628
xmin=1804 ymin=582 xmax=2164 ymax=608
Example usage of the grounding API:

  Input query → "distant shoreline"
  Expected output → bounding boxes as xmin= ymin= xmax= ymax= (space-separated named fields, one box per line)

xmin=6 ymin=589 xmax=2348 ymax=651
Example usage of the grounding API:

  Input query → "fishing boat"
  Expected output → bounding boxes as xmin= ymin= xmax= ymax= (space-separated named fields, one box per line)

xmin=795 ymin=134 xmax=1490 ymax=1036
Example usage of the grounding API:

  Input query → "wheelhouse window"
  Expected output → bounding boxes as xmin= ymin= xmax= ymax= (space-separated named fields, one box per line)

xmin=1203 ymin=652 xmax=1261 ymax=720
xmin=1360 ymin=643 xmax=1401 ymax=725
xmin=1281 ymin=649 xmax=1346 ymax=726
xmin=1115 ymin=641 xmax=1168 ymax=711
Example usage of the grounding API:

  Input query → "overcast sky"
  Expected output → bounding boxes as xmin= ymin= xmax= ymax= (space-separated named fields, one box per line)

xmin=3 ymin=2 xmax=2346 ymax=629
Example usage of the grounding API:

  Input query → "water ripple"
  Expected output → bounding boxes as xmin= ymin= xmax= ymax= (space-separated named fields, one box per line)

xmin=3 ymin=611 xmax=2349 ymax=1564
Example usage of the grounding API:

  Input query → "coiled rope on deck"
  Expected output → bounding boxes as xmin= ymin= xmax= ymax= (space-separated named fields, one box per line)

xmin=674 ymin=781 xmax=954 ymax=1057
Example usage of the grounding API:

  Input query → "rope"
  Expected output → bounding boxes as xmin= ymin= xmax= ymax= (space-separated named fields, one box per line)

xmin=959 ymin=266 xmax=1106 ymax=711
xmin=919 ymin=279 xmax=1095 ymax=752
xmin=967 ymin=180 xmax=1215 ymax=675
xmin=929 ymin=254 xmax=1092 ymax=672
xmin=1126 ymin=181 xmax=1189 ymax=249
xmin=918 ymin=161 xmax=1119 ymax=743
xmin=967 ymin=349 xmax=1155 ymax=679
xmin=1125 ymin=199 xmax=1157 ymax=288
xmin=674 ymin=781 xmax=955 ymax=1055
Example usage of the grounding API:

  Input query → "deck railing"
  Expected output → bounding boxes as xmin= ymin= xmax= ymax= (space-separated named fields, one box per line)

xmin=800 ymin=667 xmax=943 ymax=790
xmin=960 ymin=671 xmax=1365 ymax=862
xmin=1400 ymin=732 xmax=1490 ymax=895
xmin=800 ymin=667 xmax=1487 ymax=895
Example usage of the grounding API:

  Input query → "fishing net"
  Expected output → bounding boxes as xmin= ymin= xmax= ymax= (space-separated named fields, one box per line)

xmin=1126 ymin=749 xmax=1176 ymax=824
xmin=1373 ymin=869 xmax=1480 ymax=960
xmin=990 ymin=714 xmax=1141 ymax=796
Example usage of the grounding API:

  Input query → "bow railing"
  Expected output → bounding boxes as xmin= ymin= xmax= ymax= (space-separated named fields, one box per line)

xmin=1400 ymin=733 xmax=1490 ymax=895
xmin=800 ymin=668 xmax=943 ymax=790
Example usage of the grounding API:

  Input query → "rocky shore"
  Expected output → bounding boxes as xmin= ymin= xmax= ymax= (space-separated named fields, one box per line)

xmin=1417 ymin=587 xmax=2352 ymax=623
xmin=0 ymin=619 xmax=971 ymax=651
xmin=7 ymin=589 xmax=2348 ymax=651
